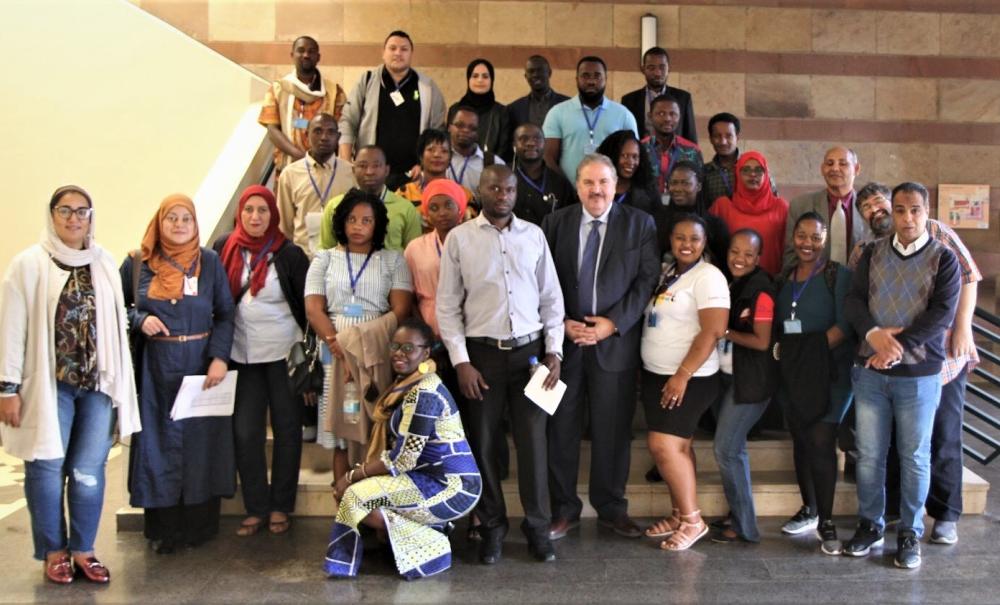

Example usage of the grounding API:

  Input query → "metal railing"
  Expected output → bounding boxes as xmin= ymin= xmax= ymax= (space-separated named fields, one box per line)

xmin=966 ymin=307 xmax=1000 ymax=464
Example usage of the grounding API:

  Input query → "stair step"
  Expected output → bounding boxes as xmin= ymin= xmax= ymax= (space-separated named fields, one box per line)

xmin=116 ymin=466 xmax=989 ymax=530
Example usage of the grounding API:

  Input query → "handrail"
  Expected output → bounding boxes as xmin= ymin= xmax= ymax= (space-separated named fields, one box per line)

xmin=965 ymin=307 xmax=1000 ymax=465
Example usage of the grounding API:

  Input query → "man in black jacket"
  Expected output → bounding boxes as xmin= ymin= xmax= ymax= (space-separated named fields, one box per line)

xmin=621 ymin=47 xmax=697 ymax=143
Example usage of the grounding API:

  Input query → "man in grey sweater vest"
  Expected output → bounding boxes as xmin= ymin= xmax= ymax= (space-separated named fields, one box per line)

xmin=843 ymin=182 xmax=961 ymax=570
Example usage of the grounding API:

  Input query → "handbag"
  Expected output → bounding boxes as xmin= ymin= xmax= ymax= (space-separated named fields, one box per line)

xmin=287 ymin=328 xmax=324 ymax=396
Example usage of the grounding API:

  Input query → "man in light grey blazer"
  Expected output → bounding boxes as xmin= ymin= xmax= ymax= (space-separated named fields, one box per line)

xmin=783 ymin=146 xmax=869 ymax=270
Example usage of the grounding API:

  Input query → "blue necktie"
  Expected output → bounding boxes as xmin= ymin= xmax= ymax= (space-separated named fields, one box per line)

xmin=578 ymin=220 xmax=601 ymax=317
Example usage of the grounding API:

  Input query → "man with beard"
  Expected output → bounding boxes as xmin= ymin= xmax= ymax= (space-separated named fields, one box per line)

xmin=621 ymin=47 xmax=697 ymax=142
xmin=259 ymin=36 xmax=346 ymax=174
xmin=512 ymin=123 xmax=577 ymax=225
xmin=642 ymin=94 xmax=703 ymax=199
xmin=784 ymin=146 xmax=869 ymax=269
xmin=543 ymin=56 xmax=637 ymax=181
xmin=507 ymin=55 xmax=570 ymax=131
xmin=448 ymin=105 xmax=505 ymax=194
xmin=849 ymin=181 xmax=981 ymax=547
xmin=437 ymin=165 xmax=565 ymax=565
xmin=276 ymin=113 xmax=355 ymax=255
xmin=541 ymin=154 xmax=659 ymax=540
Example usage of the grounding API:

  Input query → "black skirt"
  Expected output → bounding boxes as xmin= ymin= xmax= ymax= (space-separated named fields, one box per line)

xmin=642 ymin=370 xmax=720 ymax=438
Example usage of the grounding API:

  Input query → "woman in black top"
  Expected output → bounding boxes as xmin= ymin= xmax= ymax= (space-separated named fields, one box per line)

xmin=596 ymin=129 xmax=659 ymax=217
xmin=449 ymin=59 xmax=511 ymax=159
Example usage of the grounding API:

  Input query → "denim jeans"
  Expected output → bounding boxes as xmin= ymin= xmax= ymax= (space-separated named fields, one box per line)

xmin=712 ymin=376 xmax=769 ymax=542
xmin=852 ymin=366 xmax=940 ymax=537
xmin=23 ymin=382 xmax=115 ymax=559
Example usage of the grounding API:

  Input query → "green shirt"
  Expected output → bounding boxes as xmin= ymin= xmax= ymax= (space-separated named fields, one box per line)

xmin=318 ymin=187 xmax=423 ymax=252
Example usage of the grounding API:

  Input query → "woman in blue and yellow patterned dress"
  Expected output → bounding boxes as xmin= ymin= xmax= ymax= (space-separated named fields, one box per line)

xmin=325 ymin=318 xmax=481 ymax=580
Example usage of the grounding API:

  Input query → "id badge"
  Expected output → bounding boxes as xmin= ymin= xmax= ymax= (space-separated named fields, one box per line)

xmin=183 ymin=275 xmax=198 ymax=296
xmin=783 ymin=319 xmax=802 ymax=334
xmin=342 ymin=303 xmax=364 ymax=318
xmin=389 ymin=90 xmax=405 ymax=107
xmin=293 ymin=117 xmax=309 ymax=129
xmin=647 ymin=311 xmax=658 ymax=328
xmin=583 ymin=141 xmax=597 ymax=154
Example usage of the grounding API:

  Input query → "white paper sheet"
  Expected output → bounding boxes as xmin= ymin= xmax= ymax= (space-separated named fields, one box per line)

xmin=170 ymin=370 xmax=238 ymax=420
xmin=523 ymin=364 xmax=567 ymax=416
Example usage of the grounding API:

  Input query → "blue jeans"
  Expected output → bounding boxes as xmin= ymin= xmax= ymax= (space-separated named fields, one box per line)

xmin=23 ymin=382 xmax=115 ymax=559
xmin=712 ymin=377 xmax=768 ymax=542
xmin=852 ymin=367 xmax=940 ymax=537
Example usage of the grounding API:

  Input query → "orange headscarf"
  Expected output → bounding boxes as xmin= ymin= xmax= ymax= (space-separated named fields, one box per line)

xmin=141 ymin=194 xmax=202 ymax=301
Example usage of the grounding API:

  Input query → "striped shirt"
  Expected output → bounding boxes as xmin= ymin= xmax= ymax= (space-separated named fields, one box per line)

xmin=305 ymin=248 xmax=411 ymax=331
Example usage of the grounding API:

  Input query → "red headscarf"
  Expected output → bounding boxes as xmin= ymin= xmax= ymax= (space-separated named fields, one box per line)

xmin=731 ymin=151 xmax=784 ymax=215
xmin=220 ymin=185 xmax=286 ymax=299
xmin=420 ymin=178 xmax=468 ymax=219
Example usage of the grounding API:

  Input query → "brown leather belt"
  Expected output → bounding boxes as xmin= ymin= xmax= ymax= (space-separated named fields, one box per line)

xmin=150 ymin=331 xmax=210 ymax=343
xmin=467 ymin=331 xmax=542 ymax=351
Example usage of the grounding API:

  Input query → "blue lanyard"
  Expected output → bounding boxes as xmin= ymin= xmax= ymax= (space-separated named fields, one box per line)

xmin=581 ymin=103 xmax=604 ymax=142
xmin=434 ymin=236 xmax=443 ymax=258
xmin=305 ymin=158 xmax=337 ymax=202
xmin=449 ymin=154 xmax=472 ymax=187
xmin=161 ymin=251 xmax=198 ymax=277
xmin=517 ymin=166 xmax=547 ymax=195
xmin=658 ymin=260 xmax=699 ymax=294
xmin=247 ymin=236 xmax=274 ymax=272
xmin=346 ymin=249 xmax=375 ymax=296
xmin=391 ymin=72 xmax=412 ymax=93
xmin=614 ymin=192 xmax=627 ymax=204
xmin=789 ymin=261 xmax=823 ymax=318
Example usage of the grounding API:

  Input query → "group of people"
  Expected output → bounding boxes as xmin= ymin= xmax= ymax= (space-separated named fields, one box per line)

xmin=0 ymin=28 xmax=980 ymax=585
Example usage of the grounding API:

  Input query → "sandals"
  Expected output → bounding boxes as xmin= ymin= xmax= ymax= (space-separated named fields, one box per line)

xmin=645 ymin=509 xmax=681 ymax=539
xmin=269 ymin=513 xmax=291 ymax=535
xmin=660 ymin=510 xmax=708 ymax=552
xmin=236 ymin=516 xmax=264 ymax=537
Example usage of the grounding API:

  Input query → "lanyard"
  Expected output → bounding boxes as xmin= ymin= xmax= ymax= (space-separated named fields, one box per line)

xmin=247 ymin=237 xmax=274 ymax=273
xmin=161 ymin=251 xmax=198 ymax=277
xmin=655 ymin=138 xmax=681 ymax=193
xmin=391 ymin=72 xmax=412 ymax=93
xmin=434 ymin=236 xmax=443 ymax=258
xmin=614 ymin=192 xmax=627 ymax=204
xmin=449 ymin=154 xmax=472 ymax=187
xmin=346 ymin=249 xmax=375 ymax=296
xmin=517 ymin=166 xmax=547 ymax=195
xmin=657 ymin=260 xmax=699 ymax=296
xmin=789 ymin=261 xmax=823 ymax=319
xmin=305 ymin=158 xmax=337 ymax=203
xmin=581 ymin=103 xmax=604 ymax=143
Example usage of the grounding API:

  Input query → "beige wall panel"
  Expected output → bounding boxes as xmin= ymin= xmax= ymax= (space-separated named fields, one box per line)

xmin=938 ymin=145 xmax=1000 ymax=187
xmin=876 ymin=11 xmax=940 ymax=56
xmin=812 ymin=10 xmax=877 ymax=54
xmin=940 ymin=13 xmax=1000 ymax=58
xmin=409 ymin=2 xmax=480 ymax=45
xmin=875 ymin=77 xmax=938 ymax=121
xmin=275 ymin=0 xmax=344 ymax=43
xmin=871 ymin=143 xmax=939 ymax=186
xmin=940 ymin=79 xmax=1000 ymax=122
xmin=208 ymin=0 xmax=275 ymax=41
xmin=546 ymin=3 xmax=614 ymax=48
xmin=746 ymin=8 xmax=812 ymax=52
xmin=678 ymin=73 xmax=747 ymax=119
xmin=550 ymin=69 xmax=579 ymax=99
xmin=747 ymin=141 xmax=828 ymax=187
xmin=679 ymin=6 xmax=746 ymax=50
xmin=612 ymin=5 xmax=680 ymax=50
xmin=611 ymin=71 xmax=647 ymax=103
xmin=420 ymin=67 xmax=468 ymax=108
xmin=746 ymin=75 xmax=812 ymax=118
xmin=140 ymin=0 xmax=210 ymax=41
xmin=811 ymin=76 xmax=876 ymax=120
xmin=494 ymin=68 xmax=530 ymax=105
xmin=478 ymin=1 xmax=546 ymax=46
xmin=343 ymin=1 xmax=409 ymax=43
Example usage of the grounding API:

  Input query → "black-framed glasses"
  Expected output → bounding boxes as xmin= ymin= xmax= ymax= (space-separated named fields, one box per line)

xmin=53 ymin=206 xmax=93 ymax=220
xmin=389 ymin=342 xmax=429 ymax=354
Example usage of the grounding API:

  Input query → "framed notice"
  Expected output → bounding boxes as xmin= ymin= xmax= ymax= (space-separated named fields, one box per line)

xmin=938 ymin=184 xmax=990 ymax=229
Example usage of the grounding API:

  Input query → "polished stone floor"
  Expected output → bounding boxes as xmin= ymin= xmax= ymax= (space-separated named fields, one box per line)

xmin=2 ymin=450 xmax=999 ymax=604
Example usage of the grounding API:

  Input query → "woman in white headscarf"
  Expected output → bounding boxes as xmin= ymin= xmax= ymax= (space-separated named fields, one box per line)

xmin=0 ymin=185 xmax=140 ymax=585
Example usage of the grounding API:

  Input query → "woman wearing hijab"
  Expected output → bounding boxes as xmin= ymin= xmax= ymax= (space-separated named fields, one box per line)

xmin=121 ymin=194 xmax=235 ymax=555
xmin=449 ymin=58 xmax=511 ymax=159
xmin=212 ymin=186 xmax=310 ymax=537
xmin=709 ymin=151 xmax=789 ymax=275
xmin=0 ymin=186 xmax=140 ymax=584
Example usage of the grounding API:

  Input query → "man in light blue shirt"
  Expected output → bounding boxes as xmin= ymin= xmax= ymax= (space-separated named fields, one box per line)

xmin=543 ymin=56 xmax=638 ymax=181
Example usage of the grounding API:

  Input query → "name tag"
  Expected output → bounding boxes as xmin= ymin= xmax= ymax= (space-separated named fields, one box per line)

xmin=647 ymin=311 xmax=658 ymax=328
xmin=389 ymin=90 xmax=405 ymax=107
xmin=293 ymin=117 xmax=309 ymax=129
xmin=342 ymin=303 xmax=364 ymax=318
xmin=183 ymin=275 xmax=198 ymax=297
xmin=783 ymin=319 xmax=802 ymax=334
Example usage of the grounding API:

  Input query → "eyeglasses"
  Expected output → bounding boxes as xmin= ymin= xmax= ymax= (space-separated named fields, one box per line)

xmin=389 ymin=342 xmax=428 ymax=354
xmin=52 ymin=206 xmax=93 ymax=220
xmin=740 ymin=166 xmax=766 ymax=177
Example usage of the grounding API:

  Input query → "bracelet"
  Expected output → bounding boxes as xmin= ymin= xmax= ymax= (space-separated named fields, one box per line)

xmin=347 ymin=469 xmax=355 ymax=484
xmin=358 ymin=464 xmax=368 ymax=479
xmin=679 ymin=365 xmax=694 ymax=377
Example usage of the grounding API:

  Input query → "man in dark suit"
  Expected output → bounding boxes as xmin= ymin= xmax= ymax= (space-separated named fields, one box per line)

xmin=541 ymin=153 xmax=660 ymax=539
xmin=507 ymin=55 xmax=570 ymax=132
xmin=621 ymin=47 xmax=697 ymax=143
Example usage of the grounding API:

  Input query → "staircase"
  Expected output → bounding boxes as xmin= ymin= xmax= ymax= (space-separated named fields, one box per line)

xmin=116 ymin=432 xmax=989 ymax=530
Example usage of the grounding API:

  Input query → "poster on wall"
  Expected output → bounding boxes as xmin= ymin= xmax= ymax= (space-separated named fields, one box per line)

xmin=938 ymin=184 xmax=990 ymax=230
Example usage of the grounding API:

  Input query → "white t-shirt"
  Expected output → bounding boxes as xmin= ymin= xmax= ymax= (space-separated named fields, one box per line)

xmin=641 ymin=261 xmax=730 ymax=376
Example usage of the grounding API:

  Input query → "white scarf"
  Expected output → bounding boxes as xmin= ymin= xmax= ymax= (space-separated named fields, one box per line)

xmin=40 ymin=207 xmax=140 ymax=436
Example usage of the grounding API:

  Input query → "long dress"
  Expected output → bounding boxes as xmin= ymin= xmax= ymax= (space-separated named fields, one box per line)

xmin=122 ymin=248 xmax=235 ymax=543
xmin=324 ymin=373 xmax=481 ymax=579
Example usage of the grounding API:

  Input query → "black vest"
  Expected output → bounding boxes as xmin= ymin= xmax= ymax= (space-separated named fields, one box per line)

xmin=729 ymin=268 xmax=778 ymax=403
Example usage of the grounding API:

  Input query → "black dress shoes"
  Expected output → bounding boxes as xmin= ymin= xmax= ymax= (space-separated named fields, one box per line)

xmin=548 ymin=517 xmax=580 ymax=541
xmin=479 ymin=528 xmax=504 ymax=565
xmin=527 ymin=537 xmax=556 ymax=562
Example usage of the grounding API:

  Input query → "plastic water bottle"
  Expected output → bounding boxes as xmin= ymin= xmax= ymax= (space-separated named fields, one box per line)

xmin=343 ymin=380 xmax=361 ymax=424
